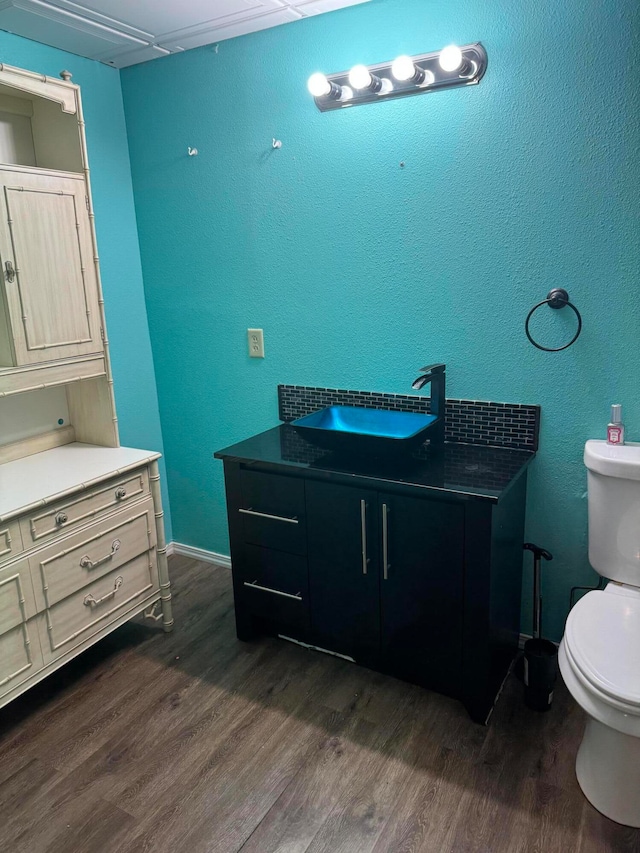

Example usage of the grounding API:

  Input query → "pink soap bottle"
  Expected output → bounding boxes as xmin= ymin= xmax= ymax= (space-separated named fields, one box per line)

xmin=607 ymin=404 xmax=625 ymax=446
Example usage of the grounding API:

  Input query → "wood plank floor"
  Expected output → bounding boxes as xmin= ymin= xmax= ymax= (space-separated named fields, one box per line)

xmin=1 ymin=555 xmax=639 ymax=853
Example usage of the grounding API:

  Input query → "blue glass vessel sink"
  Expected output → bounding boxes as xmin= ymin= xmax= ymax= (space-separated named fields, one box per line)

xmin=292 ymin=406 xmax=438 ymax=455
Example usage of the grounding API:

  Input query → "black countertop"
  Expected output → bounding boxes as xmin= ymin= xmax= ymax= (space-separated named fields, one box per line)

xmin=215 ymin=425 xmax=535 ymax=503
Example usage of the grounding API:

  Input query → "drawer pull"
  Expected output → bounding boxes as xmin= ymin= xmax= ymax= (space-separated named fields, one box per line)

xmin=360 ymin=499 xmax=369 ymax=575
xmin=84 ymin=576 xmax=123 ymax=608
xmin=382 ymin=503 xmax=390 ymax=581
xmin=79 ymin=538 xmax=121 ymax=570
xmin=115 ymin=487 xmax=127 ymax=500
xmin=243 ymin=580 xmax=302 ymax=601
xmin=55 ymin=511 xmax=68 ymax=526
xmin=239 ymin=508 xmax=299 ymax=525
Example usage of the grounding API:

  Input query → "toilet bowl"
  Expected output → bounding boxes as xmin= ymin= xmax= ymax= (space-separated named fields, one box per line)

xmin=559 ymin=584 xmax=640 ymax=826
xmin=559 ymin=441 xmax=640 ymax=827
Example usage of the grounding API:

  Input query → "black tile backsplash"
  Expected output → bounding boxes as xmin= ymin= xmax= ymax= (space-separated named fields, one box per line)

xmin=278 ymin=385 xmax=540 ymax=452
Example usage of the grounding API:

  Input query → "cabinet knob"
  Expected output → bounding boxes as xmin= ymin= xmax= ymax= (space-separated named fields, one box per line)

xmin=115 ymin=487 xmax=127 ymax=500
xmin=55 ymin=511 xmax=68 ymax=525
xmin=4 ymin=260 xmax=15 ymax=282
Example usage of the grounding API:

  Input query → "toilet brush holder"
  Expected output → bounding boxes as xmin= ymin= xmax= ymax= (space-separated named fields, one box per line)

xmin=524 ymin=637 xmax=558 ymax=711
xmin=523 ymin=542 xmax=557 ymax=711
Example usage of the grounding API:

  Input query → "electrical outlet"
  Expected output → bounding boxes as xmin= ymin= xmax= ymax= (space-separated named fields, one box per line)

xmin=248 ymin=328 xmax=265 ymax=358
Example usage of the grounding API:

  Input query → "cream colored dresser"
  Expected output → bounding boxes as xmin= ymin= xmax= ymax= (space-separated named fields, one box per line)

xmin=0 ymin=65 xmax=172 ymax=710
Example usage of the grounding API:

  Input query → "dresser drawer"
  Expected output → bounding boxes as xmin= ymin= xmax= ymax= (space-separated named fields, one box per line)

xmin=0 ymin=558 xmax=37 ymax=632
xmin=236 ymin=544 xmax=309 ymax=632
xmin=30 ymin=498 xmax=157 ymax=612
xmin=41 ymin=552 xmax=158 ymax=661
xmin=0 ymin=559 xmax=42 ymax=693
xmin=20 ymin=468 xmax=150 ymax=547
xmin=239 ymin=470 xmax=306 ymax=555
xmin=0 ymin=520 xmax=23 ymax=567
xmin=0 ymin=618 xmax=43 ymax=692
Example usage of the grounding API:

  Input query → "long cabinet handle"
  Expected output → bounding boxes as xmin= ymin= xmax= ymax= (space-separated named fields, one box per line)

xmin=243 ymin=580 xmax=302 ymax=601
xmin=239 ymin=508 xmax=299 ymax=525
xmin=80 ymin=538 xmax=121 ymax=570
xmin=84 ymin=576 xmax=123 ymax=608
xmin=360 ymin=499 xmax=369 ymax=575
xmin=382 ymin=503 xmax=390 ymax=580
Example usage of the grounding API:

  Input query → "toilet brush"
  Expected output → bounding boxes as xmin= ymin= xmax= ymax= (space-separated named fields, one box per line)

xmin=523 ymin=543 xmax=558 ymax=711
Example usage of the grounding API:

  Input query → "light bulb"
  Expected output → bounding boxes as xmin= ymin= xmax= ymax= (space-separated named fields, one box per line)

xmin=308 ymin=72 xmax=331 ymax=98
xmin=391 ymin=55 xmax=416 ymax=82
xmin=349 ymin=64 xmax=373 ymax=90
xmin=391 ymin=55 xmax=435 ymax=86
xmin=439 ymin=45 xmax=463 ymax=72
xmin=348 ymin=64 xmax=383 ymax=93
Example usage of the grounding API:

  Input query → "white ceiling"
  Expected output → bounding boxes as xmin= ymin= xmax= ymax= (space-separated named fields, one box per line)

xmin=0 ymin=0 xmax=370 ymax=68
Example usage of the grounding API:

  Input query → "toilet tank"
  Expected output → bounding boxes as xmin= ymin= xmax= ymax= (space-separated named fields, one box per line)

xmin=585 ymin=440 xmax=640 ymax=585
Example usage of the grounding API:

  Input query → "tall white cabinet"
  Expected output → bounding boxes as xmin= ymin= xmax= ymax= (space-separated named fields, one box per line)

xmin=0 ymin=64 xmax=173 ymax=710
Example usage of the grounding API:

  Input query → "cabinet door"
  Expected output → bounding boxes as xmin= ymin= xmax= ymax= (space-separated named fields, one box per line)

xmin=379 ymin=492 xmax=464 ymax=696
xmin=306 ymin=480 xmax=380 ymax=663
xmin=0 ymin=169 xmax=102 ymax=366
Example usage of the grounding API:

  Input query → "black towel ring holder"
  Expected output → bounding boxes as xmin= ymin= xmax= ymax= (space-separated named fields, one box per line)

xmin=525 ymin=288 xmax=582 ymax=352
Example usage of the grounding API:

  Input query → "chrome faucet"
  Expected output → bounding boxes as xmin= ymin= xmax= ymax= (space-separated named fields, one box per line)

xmin=412 ymin=363 xmax=446 ymax=445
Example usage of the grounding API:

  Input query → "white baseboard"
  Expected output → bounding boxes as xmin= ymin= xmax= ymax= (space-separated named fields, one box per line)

xmin=166 ymin=541 xmax=231 ymax=569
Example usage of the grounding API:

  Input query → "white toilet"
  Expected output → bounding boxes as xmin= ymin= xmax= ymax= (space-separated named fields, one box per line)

xmin=559 ymin=440 xmax=640 ymax=827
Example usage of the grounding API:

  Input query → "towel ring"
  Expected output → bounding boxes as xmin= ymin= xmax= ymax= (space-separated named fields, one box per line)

xmin=525 ymin=289 xmax=582 ymax=352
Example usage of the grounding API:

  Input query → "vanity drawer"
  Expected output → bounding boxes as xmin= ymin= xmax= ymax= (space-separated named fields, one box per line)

xmin=0 ymin=559 xmax=42 ymax=693
xmin=237 ymin=544 xmax=309 ymax=632
xmin=239 ymin=470 xmax=306 ymax=555
xmin=41 ymin=552 xmax=158 ymax=661
xmin=20 ymin=468 xmax=150 ymax=547
xmin=0 ymin=520 xmax=23 ymax=567
xmin=30 ymin=498 xmax=157 ymax=611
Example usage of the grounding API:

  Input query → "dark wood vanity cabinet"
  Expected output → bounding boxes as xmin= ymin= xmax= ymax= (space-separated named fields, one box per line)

xmin=306 ymin=482 xmax=464 ymax=698
xmin=219 ymin=437 xmax=530 ymax=725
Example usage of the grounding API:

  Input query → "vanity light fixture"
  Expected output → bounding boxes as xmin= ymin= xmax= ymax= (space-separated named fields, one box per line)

xmin=309 ymin=42 xmax=487 ymax=112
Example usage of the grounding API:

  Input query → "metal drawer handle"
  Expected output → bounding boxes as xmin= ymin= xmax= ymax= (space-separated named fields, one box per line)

xmin=55 ymin=511 xmax=68 ymax=526
xmin=84 ymin=576 xmax=123 ymax=608
xmin=382 ymin=503 xmax=390 ymax=581
xmin=360 ymin=499 xmax=369 ymax=575
xmin=115 ymin=487 xmax=127 ymax=500
xmin=239 ymin=508 xmax=299 ymax=525
xmin=80 ymin=538 xmax=121 ymax=570
xmin=243 ymin=580 xmax=302 ymax=601
xmin=5 ymin=260 xmax=15 ymax=282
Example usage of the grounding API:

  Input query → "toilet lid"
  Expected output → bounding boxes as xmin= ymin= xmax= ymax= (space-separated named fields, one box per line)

xmin=565 ymin=589 xmax=640 ymax=707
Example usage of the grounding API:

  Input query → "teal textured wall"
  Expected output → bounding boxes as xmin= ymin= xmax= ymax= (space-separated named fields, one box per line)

xmin=121 ymin=0 xmax=639 ymax=640
xmin=0 ymin=31 xmax=172 ymax=538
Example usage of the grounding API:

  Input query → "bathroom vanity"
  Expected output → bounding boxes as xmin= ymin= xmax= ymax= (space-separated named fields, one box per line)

xmin=216 ymin=426 xmax=534 ymax=724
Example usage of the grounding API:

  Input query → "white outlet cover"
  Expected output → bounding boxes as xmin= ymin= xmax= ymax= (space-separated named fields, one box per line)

xmin=248 ymin=328 xmax=265 ymax=358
